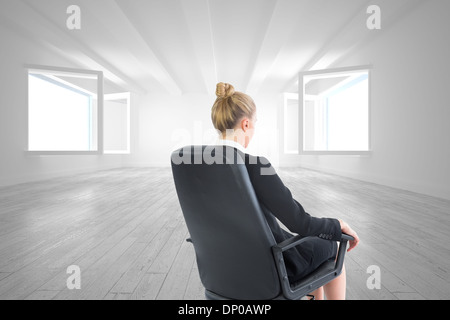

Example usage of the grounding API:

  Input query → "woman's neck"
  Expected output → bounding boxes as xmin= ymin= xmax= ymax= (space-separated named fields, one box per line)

xmin=221 ymin=131 xmax=246 ymax=149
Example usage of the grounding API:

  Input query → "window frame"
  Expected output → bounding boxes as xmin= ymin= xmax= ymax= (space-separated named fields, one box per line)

xmin=283 ymin=92 xmax=300 ymax=155
xmin=25 ymin=65 xmax=104 ymax=156
xmin=298 ymin=65 xmax=373 ymax=156
xmin=103 ymin=92 xmax=131 ymax=155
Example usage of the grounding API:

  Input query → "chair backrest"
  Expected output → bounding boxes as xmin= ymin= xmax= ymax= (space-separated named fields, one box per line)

xmin=171 ymin=145 xmax=281 ymax=300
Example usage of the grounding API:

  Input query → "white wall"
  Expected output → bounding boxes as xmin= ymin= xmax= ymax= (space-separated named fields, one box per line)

xmin=280 ymin=1 xmax=450 ymax=200
xmin=124 ymin=92 xmax=280 ymax=168
xmin=0 ymin=25 xmax=125 ymax=187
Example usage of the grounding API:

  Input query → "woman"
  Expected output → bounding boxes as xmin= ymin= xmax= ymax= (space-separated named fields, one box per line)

xmin=211 ymin=82 xmax=359 ymax=300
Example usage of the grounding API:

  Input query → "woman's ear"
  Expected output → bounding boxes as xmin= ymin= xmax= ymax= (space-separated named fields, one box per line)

xmin=241 ymin=118 xmax=250 ymax=132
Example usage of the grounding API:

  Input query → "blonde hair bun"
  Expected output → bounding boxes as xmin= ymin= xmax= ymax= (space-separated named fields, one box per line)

xmin=216 ymin=82 xmax=235 ymax=99
xmin=211 ymin=82 xmax=256 ymax=133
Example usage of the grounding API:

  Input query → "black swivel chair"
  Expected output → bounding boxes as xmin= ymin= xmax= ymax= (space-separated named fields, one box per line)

xmin=171 ymin=145 xmax=353 ymax=300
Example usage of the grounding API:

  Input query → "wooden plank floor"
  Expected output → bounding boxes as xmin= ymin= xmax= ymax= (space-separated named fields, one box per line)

xmin=0 ymin=167 xmax=449 ymax=300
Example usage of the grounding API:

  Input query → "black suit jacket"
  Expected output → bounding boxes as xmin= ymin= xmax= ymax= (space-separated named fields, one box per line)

xmin=234 ymin=148 xmax=342 ymax=281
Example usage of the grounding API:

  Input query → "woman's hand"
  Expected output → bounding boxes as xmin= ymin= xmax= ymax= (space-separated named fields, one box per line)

xmin=338 ymin=219 xmax=360 ymax=252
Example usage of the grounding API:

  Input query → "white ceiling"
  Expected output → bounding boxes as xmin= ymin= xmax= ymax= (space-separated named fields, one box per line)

xmin=0 ymin=0 xmax=425 ymax=95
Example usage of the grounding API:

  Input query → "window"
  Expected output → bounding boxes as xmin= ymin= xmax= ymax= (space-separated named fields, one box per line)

xmin=283 ymin=93 xmax=299 ymax=154
xmin=299 ymin=66 xmax=371 ymax=154
xmin=27 ymin=66 xmax=103 ymax=154
xmin=104 ymin=93 xmax=131 ymax=154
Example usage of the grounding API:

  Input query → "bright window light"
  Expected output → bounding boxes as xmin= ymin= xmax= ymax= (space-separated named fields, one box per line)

xmin=326 ymin=74 xmax=369 ymax=151
xmin=301 ymin=67 xmax=371 ymax=153
xmin=27 ymin=67 xmax=102 ymax=153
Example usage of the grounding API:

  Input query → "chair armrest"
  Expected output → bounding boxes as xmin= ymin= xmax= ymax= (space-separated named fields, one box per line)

xmin=273 ymin=235 xmax=316 ymax=252
xmin=340 ymin=233 xmax=355 ymax=242
xmin=272 ymin=233 xmax=353 ymax=300
xmin=274 ymin=233 xmax=354 ymax=252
